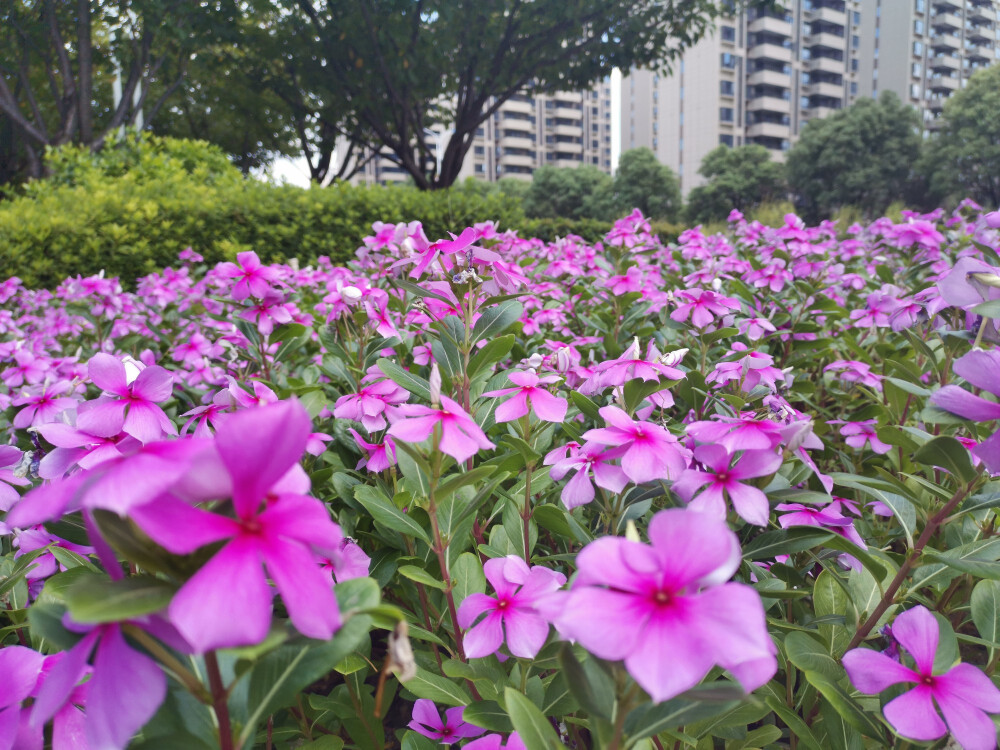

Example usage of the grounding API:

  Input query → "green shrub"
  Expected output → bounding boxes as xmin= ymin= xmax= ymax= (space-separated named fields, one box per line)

xmin=0 ymin=137 xmax=526 ymax=288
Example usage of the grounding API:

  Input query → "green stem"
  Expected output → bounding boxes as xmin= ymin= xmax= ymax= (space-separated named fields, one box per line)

xmin=205 ymin=651 xmax=235 ymax=750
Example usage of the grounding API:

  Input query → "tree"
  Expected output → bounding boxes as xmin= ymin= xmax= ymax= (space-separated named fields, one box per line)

xmin=269 ymin=0 xmax=766 ymax=190
xmin=613 ymin=147 xmax=681 ymax=221
xmin=524 ymin=164 xmax=619 ymax=221
xmin=785 ymin=91 xmax=921 ymax=221
xmin=685 ymin=144 xmax=785 ymax=224
xmin=921 ymin=65 xmax=1000 ymax=209
xmin=0 ymin=1 xmax=238 ymax=179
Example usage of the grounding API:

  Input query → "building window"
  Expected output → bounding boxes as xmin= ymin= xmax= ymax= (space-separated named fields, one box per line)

xmin=720 ymin=107 xmax=734 ymax=122
xmin=719 ymin=134 xmax=734 ymax=147
xmin=915 ymin=0 xmax=925 ymax=12
xmin=914 ymin=19 xmax=924 ymax=35
xmin=852 ymin=58 xmax=860 ymax=72
xmin=911 ymin=83 xmax=921 ymax=99
xmin=851 ymin=81 xmax=858 ymax=95
xmin=853 ymin=11 xmax=861 ymax=25
xmin=721 ymin=52 xmax=738 ymax=68
xmin=852 ymin=35 xmax=860 ymax=48
xmin=721 ymin=25 xmax=736 ymax=42
xmin=474 ymin=146 xmax=484 ymax=156
xmin=912 ymin=62 xmax=922 ymax=77
xmin=913 ymin=41 xmax=923 ymax=56
xmin=720 ymin=80 xmax=735 ymax=95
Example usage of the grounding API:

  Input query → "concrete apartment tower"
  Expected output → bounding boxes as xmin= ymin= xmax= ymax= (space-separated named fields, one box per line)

xmin=355 ymin=83 xmax=613 ymax=185
xmin=622 ymin=0 xmax=862 ymax=196
xmin=856 ymin=0 xmax=998 ymax=127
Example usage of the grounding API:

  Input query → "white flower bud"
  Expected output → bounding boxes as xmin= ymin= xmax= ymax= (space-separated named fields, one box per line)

xmin=340 ymin=285 xmax=363 ymax=305
xmin=429 ymin=362 xmax=442 ymax=406
xmin=121 ymin=355 xmax=145 ymax=385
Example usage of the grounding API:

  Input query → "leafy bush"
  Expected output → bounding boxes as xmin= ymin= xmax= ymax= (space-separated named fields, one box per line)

xmin=0 ymin=136 xmax=525 ymax=288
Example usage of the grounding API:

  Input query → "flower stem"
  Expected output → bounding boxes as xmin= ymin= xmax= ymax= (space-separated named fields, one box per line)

xmin=205 ymin=651 xmax=235 ymax=750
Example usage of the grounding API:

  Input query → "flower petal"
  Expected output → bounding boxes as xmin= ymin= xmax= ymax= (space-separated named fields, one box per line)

xmin=935 ymin=685 xmax=1000 ymax=750
xmin=891 ymin=606 xmax=939 ymax=676
xmin=842 ymin=648 xmax=919 ymax=694
xmin=262 ymin=538 xmax=341 ymax=641
xmin=87 ymin=354 xmax=128 ymax=396
xmin=883 ymin=686 xmax=947 ymax=742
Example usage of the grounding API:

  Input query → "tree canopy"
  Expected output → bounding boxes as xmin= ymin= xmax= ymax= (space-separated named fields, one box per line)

xmin=921 ymin=65 xmax=1000 ymax=209
xmin=524 ymin=164 xmax=619 ymax=221
xmin=686 ymin=144 xmax=785 ymax=224
xmin=785 ymin=92 xmax=921 ymax=221
xmin=612 ymin=147 xmax=681 ymax=221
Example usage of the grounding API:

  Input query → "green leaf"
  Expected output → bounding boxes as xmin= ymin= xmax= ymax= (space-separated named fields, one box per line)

xmin=299 ymin=737 xmax=346 ymax=750
xmin=922 ymin=550 xmax=1000 ymax=579
xmin=764 ymin=696 xmax=824 ymax=750
xmin=405 ymin=669 xmax=473 ymax=707
xmin=741 ymin=527 xmax=835 ymax=561
xmin=354 ymin=485 xmax=431 ymax=545
xmin=398 ymin=565 xmax=447 ymax=590
xmin=473 ymin=301 xmax=523 ymax=343
xmin=503 ymin=687 xmax=564 ymax=750
xmin=972 ymin=298 xmax=1000 ymax=319
xmin=972 ymin=580 xmax=1000 ymax=657
xmin=569 ymin=391 xmax=601 ymax=421
xmin=451 ymin=552 xmax=487 ymax=607
xmin=783 ymin=632 xmax=841 ymax=680
xmin=913 ymin=436 xmax=978 ymax=484
xmin=62 ymin=574 xmax=176 ymax=624
xmin=437 ymin=465 xmax=497 ymax=503
xmin=242 ymin=614 xmax=373 ymax=747
xmin=801 ymin=671 xmax=885 ymax=740
xmin=468 ymin=334 xmax=515 ymax=377
xmin=376 ymin=358 xmax=431 ymax=401
xmin=462 ymin=700 xmax=514 ymax=732
xmin=831 ymin=474 xmax=917 ymax=548
xmin=557 ymin=646 xmax=614 ymax=721
xmin=622 ymin=685 xmax=743 ymax=743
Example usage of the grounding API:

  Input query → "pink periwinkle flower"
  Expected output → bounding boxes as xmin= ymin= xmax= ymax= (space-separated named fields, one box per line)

xmin=334 ymin=375 xmax=410 ymax=432
xmin=578 ymin=339 xmax=685 ymax=395
xmin=776 ymin=500 xmax=866 ymax=548
xmin=545 ymin=508 xmax=776 ymax=703
xmin=11 ymin=381 xmax=78 ymax=428
xmin=930 ymin=349 xmax=1000 ymax=473
xmin=408 ymin=700 xmax=485 ymax=744
xmin=129 ymin=400 xmax=345 ymax=652
xmin=465 ymin=733 xmax=527 ymax=750
xmin=2 ymin=349 xmax=47 ymax=388
xmin=544 ymin=441 xmax=628 ymax=510
xmin=706 ymin=351 xmax=785 ymax=393
xmin=483 ymin=371 xmax=567 ymax=423
xmin=76 ymin=353 xmax=176 ymax=444
xmin=670 ymin=289 xmax=741 ymax=329
xmin=671 ymin=444 xmax=782 ymax=527
xmin=737 ymin=317 xmax=777 ymax=341
xmin=835 ymin=419 xmax=892 ymax=455
xmin=685 ymin=416 xmax=784 ymax=452
xmin=348 ymin=429 xmax=398 ymax=472
xmin=843 ymin=605 xmax=1000 ymax=750
xmin=824 ymin=360 xmax=883 ymax=391
xmin=218 ymin=251 xmax=280 ymax=301
xmin=583 ymin=406 xmax=690 ymax=484
xmin=387 ymin=395 xmax=495 ymax=464
xmin=0 ymin=648 xmax=88 ymax=750
xmin=458 ymin=556 xmax=566 ymax=659
xmin=0 ymin=445 xmax=29 ymax=511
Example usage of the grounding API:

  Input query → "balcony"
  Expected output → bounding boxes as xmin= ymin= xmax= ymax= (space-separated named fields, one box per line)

xmin=804 ymin=81 xmax=844 ymax=98
xmin=932 ymin=12 xmax=962 ymax=31
xmin=747 ymin=121 xmax=790 ymax=139
xmin=552 ymin=141 xmax=583 ymax=154
xmin=498 ymin=135 xmax=535 ymax=150
xmin=500 ymin=153 xmax=536 ymax=169
xmin=554 ymin=107 xmax=581 ymax=120
xmin=969 ymin=4 xmax=995 ymax=22
xmin=805 ymin=56 xmax=845 ymax=74
xmin=748 ymin=68 xmax=790 ymax=87
xmin=932 ymin=0 xmax=961 ymax=10
xmin=965 ymin=43 xmax=994 ymax=61
xmin=967 ymin=25 xmax=993 ymax=43
xmin=930 ymin=54 xmax=960 ymax=72
xmin=805 ymin=6 xmax=846 ymax=26
xmin=748 ymin=43 xmax=793 ymax=63
xmin=806 ymin=31 xmax=846 ymax=51
xmin=931 ymin=33 xmax=960 ymax=51
xmin=552 ymin=124 xmax=580 ymax=137
xmin=504 ymin=98 xmax=534 ymax=115
xmin=927 ymin=96 xmax=947 ymax=112
xmin=928 ymin=75 xmax=959 ymax=92
xmin=747 ymin=96 xmax=791 ymax=113
xmin=803 ymin=105 xmax=841 ymax=119
xmin=748 ymin=15 xmax=792 ymax=36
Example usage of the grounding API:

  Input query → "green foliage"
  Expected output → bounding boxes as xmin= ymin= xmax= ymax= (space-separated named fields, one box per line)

xmin=612 ymin=147 xmax=681 ymax=221
xmin=922 ymin=65 xmax=1000 ymax=209
xmin=686 ymin=144 xmax=785 ymax=224
xmin=0 ymin=138 xmax=525 ymax=288
xmin=524 ymin=165 xmax=619 ymax=222
xmin=785 ymin=92 xmax=922 ymax=222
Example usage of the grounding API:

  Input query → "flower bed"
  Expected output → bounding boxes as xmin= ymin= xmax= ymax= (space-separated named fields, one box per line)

xmin=1 ymin=205 xmax=1000 ymax=749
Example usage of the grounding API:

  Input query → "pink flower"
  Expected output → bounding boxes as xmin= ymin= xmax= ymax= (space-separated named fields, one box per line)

xmin=11 ymin=382 xmax=77 ymax=428
xmin=930 ymin=349 xmax=1000 ymax=472
xmin=0 ymin=445 xmax=29 ymax=511
xmin=686 ymin=416 xmax=784 ymax=452
xmin=408 ymin=700 xmax=485 ymax=744
xmin=670 ymin=289 xmax=741 ymax=329
xmin=824 ymin=360 xmax=883 ymax=391
xmin=544 ymin=441 xmax=628 ymax=510
xmin=0 ymin=648 xmax=88 ymax=750
xmin=129 ymin=401 xmax=344 ymax=652
xmin=76 ymin=354 xmax=176 ymax=443
xmin=464 ymin=733 xmax=527 ymax=750
xmin=334 ymin=375 xmax=409 ymax=432
xmin=835 ymin=419 xmax=892 ymax=455
xmin=218 ymin=251 xmax=280 ymax=301
xmin=583 ymin=406 xmax=690 ymax=484
xmin=348 ymin=429 xmax=398 ymax=472
xmin=545 ymin=509 xmax=776 ymax=703
xmin=671 ymin=444 xmax=782 ymax=526
xmin=387 ymin=395 xmax=495 ymax=464
xmin=33 ymin=422 xmax=137 ymax=479
xmin=579 ymin=339 xmax=685 ymax=395
xmin=483 ymin=371 xmax=567 ymax=423
xmin=843 ymin=606 xmax=1000 ymax=750
xmin=457 ymin=556 xmax=566 ymax=659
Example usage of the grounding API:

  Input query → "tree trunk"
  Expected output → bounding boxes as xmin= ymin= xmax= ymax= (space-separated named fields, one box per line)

xmin=77 ymin=0 xmax=93 ymax=144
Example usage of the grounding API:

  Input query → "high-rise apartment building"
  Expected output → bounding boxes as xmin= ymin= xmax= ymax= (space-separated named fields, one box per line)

xmin=355 ymin=82 xmax=613 ymax=185
xmin=622 ymin=1 xmax=862 ymax=195
xmin=856 ymin=0 xmax=998 ymax=126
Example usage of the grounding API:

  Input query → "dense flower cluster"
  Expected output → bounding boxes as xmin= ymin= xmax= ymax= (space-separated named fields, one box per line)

xmin=1 ymin=204 xmax=999 ymax=748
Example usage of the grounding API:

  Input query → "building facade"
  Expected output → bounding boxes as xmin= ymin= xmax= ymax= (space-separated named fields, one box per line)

xmin=856 ymin=0 xmax=998 ymax=126
xmin=355 ymin=83 xmax=613 ymax=185
xmin=622 ymin=0 xmax=864 ymax=195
